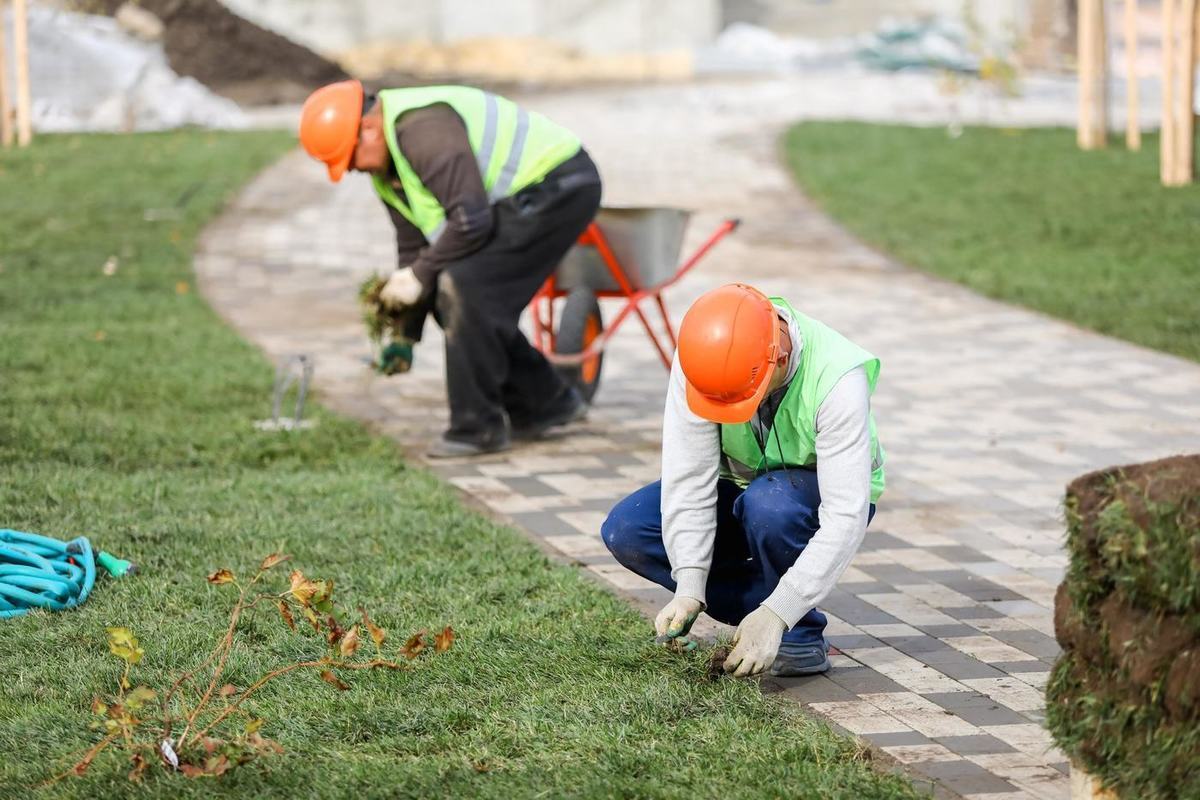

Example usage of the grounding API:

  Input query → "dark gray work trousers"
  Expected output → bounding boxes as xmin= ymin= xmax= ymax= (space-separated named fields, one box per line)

xmin=406 ymin=149 xmax=602 ymax=447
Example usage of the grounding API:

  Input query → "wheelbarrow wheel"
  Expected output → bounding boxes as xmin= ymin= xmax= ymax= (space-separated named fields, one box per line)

xmin=555 ymin=287 xmax=603 ymax=404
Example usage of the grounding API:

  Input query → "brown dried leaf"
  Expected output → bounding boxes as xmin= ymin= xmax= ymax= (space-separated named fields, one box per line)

xmin=128 ymin=751 xmax=149 ymax=783
xmin=319 ymin=669 xmax=350 ymax=691
xmin=277 ymin=600 xmax=296 ymax=631
xmin=179 ymin=763 xmax=206 ymax=778
xmin=288 ymin=569 xmax=315 ymax=605
xmin=248 ymin=733 xmax=284 ymax=755
xmin=400 ymin=630 xmax=428 ymax=660
xmin=218 ymin=684 xmax=238 ymax=698
xmin=361 ymin=609 xmax=386 ymax=648
xmin=340 ymin=625 xmax=361 ymax=658
xmin=201 ymin=736 xmax=223 ymax=755
xmin=325 ymin=615 xmax=345 ymax=646
xmin=206 ymin=569 xmax=235 ymax=585
xmin=434 ymin=625 xmax=456 ymax=653
xmin=259 ymin=553 xmax=290 ymax=572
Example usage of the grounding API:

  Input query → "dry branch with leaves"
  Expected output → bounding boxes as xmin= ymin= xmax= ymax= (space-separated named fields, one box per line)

xmin=54 ymin=553 xmax=455 ymax=784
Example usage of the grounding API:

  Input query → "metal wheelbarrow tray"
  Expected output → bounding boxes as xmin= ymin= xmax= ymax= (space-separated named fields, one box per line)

xmin=530 ymin=206 xmax=739 ymax=402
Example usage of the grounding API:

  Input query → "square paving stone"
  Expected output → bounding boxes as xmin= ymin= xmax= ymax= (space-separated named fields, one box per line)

xmin=779 ymin=674 xmax=859 ymax=704
xmin=822 ymin=590 xmax=904 ymax=625
xmin=987 ymin=628 xmax=1062 ymax=659
xmin=933 ymin=734 xmax=1019 ymax=756
xmin=942 ymin=605 xmax=1004 ymax=620
xmin=911 ymin=652 xmax=1008 ymax=681
xmin=864 ymin=730 xmax=935 ymax=747
xmin=826 ymin=666 xmax=908 ymax=694
xmin=889 ymin=635 xmax=953 ymax=655
xmin=911 ymin=757 xmax=999 ymax=780
xmin=498 ymin=476 xmax=561 ymax=497
xmin=996 ymin=659 xmax=1056 ymax=675
xmin=923 ymin=692 xmax=1032 ymax=727
xmin=937 ymin=772 xmax=1021 ymax=796
xmin=859 ymin=564 xmax=928 ymax=586
xmin=919 ymin=623 xmax=985 ymax=638
xmin=827 ymin=633 xmax=886 ymax=650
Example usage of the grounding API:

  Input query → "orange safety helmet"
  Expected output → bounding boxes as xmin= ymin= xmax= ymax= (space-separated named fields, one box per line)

xmin=299 ymin=79 xmax=365 ymax=182
xmin=677 ymin=283 xmax=782 ymax=424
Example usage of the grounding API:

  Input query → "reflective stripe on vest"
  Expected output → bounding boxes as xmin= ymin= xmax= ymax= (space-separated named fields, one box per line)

xmin=371 ymin=86 xmax=581 ymax=243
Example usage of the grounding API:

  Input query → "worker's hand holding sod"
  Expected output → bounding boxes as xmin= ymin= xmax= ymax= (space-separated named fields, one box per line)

xmin=379 ymin=267 xmax=424 ymax=309
xmin=655 ymin=594 xmax=703 ymax=640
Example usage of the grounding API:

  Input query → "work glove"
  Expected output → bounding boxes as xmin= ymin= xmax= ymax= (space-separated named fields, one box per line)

xmin=379 ymin=267 xmax=424 ymax=309
xmin=724 ymin=605 xmax=787 ymax=678
xmin=655 ymin=595 xmax=704 ymax=640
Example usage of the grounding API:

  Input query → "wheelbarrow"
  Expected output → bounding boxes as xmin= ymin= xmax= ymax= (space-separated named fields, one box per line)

xmin=530 ymin=207 xmax=739 ymax=402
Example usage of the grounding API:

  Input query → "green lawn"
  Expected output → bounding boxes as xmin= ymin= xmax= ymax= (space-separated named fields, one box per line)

xmin=0 ymin=133 xmax=920 ymax=798
xmin=783 ymin=124 xmax=1200 ymax=362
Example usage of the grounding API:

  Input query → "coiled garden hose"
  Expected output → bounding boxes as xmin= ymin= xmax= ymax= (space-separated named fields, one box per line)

xmin=0 ymin=529 xmax=134 ymax=619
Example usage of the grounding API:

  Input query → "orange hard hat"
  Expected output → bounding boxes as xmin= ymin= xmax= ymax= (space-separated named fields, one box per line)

xmin=299 ymin=80 xmax=364 ymax=182
xmin=677 ymin=284 xmax=782 ymax=424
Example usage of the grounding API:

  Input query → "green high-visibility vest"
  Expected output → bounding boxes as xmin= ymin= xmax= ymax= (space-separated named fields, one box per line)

xmin=371 ymin=86 xmax=582 ymax=243
xmin=719 ymin=298 xmax=887 ymax=502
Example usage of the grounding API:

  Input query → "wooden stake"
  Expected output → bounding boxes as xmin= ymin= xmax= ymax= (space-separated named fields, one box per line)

xmin=1078 ymin=0 xmax=1096 ymax=148
xmin=1177 ymin=0 xmax=1197 ymax=183
xmin=1078 ymin=0 xmax=1109 ymax=149
xmin=1163 ymin=0 xmax=1178 ymax=184
xmin=0 ymin=0 xmax=14 ymax=148
xmin=12 ymin=0 xmax=28 ymax=146
xmin=1125 ymin=0 xmax=1141 ymax=149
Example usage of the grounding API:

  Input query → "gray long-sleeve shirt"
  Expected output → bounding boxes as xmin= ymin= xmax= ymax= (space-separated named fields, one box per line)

xmin=662 ymin=304 xmax=873 ymax=628
xmin=383 ymin=103 xmax=494 ymax=283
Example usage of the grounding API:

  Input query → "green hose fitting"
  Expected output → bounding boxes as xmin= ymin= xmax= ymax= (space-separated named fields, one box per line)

xmin=97 ymin=551 xmax=136 ymax=578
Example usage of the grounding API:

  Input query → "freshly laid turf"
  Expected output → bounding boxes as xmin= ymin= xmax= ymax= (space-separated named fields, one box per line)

xmin=0 ymin=133 xmax=921 ymax=798
xmin=783 ymin=124 xmax=1200 ymax=362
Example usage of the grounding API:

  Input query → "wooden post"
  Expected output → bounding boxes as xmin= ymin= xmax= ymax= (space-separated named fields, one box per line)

xmin=1124 ymin=0 xmax=1141 ymax=149
xmin=1163 ymin=0 xmax=1178 ymax=183
xmin=1176 ymin=0 xmax=1197 ymax=183
xmin=1078 ymin=0 xmax=1109 ymax=149
xmin=0 ymin=0 xmax=14 ymax=148
xmin=1078 ymin=0 xmax=1095 ymax=147
xmin=12 ymin=0 xmax=28 ymax=147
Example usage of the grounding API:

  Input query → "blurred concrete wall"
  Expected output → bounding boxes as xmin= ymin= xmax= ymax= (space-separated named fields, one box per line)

xmin=219 ymin=0 xmax=720 ymax=56
xmin=721 ymin=0 xmax=1044 ymax=39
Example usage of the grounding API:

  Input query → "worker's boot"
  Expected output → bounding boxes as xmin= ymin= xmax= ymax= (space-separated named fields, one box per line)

xmin=426 ymin=431 xmax=511 ymax=459
xmin=768 ymin=641 xmax=830 ymax=677
xmin=512 ymin=386 xmax=587 ymax=441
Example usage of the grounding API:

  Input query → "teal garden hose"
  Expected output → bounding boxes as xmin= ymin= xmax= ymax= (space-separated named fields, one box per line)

xmin=0 ymin=529 xmax=134 ymax=619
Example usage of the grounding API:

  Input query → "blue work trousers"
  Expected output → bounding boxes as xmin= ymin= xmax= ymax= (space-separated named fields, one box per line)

xmin=601 ymin=469 xmax=874 ymax=647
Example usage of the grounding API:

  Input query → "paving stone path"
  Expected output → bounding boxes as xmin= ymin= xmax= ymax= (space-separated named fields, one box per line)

xmin=199 ymin=81 xmax=1200 ymax=800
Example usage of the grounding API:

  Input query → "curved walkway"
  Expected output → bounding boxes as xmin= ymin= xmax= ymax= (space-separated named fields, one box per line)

xmin=198 ymin=80 xmax=1200 ymax=800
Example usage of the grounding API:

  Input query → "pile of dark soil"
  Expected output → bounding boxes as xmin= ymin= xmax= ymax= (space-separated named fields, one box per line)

xmin=1047 ymin=454 xmax=1200 ymax=799
xmin=92 ymin=0 xmax=348 ymax=105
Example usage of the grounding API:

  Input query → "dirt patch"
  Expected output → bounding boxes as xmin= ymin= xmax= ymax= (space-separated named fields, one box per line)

xmin=1099 ymin=592 xmax=1195 ymax=687
xmin=705 ymin=646 xmax=732 ymax=682
xmin=92 ymin=0 xmax=348 ymax=105
xmin=1166 ymin=649 xmax=1200 ymax=718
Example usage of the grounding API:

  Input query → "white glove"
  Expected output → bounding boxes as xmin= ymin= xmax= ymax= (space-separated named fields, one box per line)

xmin=724 ymin=605 xmax=787 ymax=677
xmin=655 ymin=595 xmax=704 ymax=639
xmin=379 ymin=267 xmax=424 ymax=309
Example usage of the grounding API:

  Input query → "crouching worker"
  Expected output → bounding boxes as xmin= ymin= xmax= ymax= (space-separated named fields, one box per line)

xmin=299 ymin=81 xmax=601 ymax=457
xmin=602 ymin=284 xmax=886 ymax=677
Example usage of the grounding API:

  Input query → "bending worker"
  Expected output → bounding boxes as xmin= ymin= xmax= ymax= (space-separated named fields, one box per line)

xmin=299 ymin=80 xmax=600 ymax=457
xmin=602 ymin=284 xmax=885 ymax=677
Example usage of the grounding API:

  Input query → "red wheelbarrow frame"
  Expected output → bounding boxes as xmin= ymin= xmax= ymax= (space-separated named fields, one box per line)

xmin=531 ymin=217 xmax=740 ymax=369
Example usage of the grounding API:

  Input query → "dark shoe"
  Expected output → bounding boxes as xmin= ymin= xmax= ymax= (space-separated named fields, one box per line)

xmin=512 ymin=387 xmax=588 ymax=441
xmin=425 ymin=433 xmax=511 ymax=459
xmin=769 ymin=642 xmax=830 ymax=676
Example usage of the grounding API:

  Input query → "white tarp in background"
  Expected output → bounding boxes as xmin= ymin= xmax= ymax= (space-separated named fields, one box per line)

xmin=4 ymin=6 xmax=245 ymax=132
